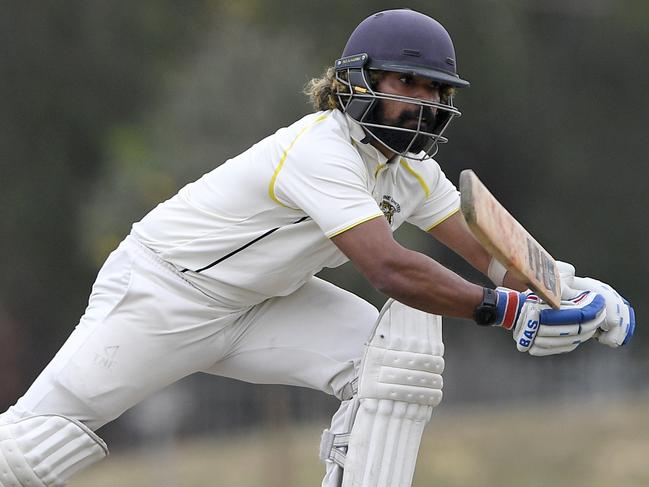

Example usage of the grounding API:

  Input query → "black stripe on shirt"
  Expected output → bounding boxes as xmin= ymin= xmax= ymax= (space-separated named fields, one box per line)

xmin=181 ymin=216 xmax=309 ymax=274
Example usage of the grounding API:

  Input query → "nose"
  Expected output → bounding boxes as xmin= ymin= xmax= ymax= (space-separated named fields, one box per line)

xmin=410 ymin=84 xmax=440 ymax=117
xmin=416 ymin=88 xmax=439 ymax=118
xmin=422 ymin=86 xmax=441 ymax=104
xmin=408 ymin=78 xmax=440 ymax=102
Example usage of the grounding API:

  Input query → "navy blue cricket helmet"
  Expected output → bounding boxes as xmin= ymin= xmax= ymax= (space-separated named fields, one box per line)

xmin=335 ymin=9 xmax=470 ymax=159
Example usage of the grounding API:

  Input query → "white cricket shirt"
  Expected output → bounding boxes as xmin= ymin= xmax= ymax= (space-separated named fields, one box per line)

xmin=131 ymin=109 xmax=460 ymax=307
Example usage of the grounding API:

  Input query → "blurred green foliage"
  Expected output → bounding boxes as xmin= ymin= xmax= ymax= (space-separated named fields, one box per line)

xmin=0 ymin=0 xmax=212 ymax=395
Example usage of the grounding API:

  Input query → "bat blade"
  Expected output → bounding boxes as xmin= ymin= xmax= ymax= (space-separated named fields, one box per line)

xmin=459 ymin=169 xmax=561 ymax=309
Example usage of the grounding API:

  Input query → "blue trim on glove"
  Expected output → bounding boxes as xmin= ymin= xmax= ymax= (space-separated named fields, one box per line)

xmin=495 ymin=289 xmax=508 ymax=321
xmin=539 ymin=293 xmax=606 ymax=325
xmin=622 ymin=299 xmax=636 ymax=346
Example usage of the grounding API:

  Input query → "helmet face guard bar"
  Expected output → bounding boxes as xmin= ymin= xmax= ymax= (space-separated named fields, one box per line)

xmin=335 ymin=54 xmax=462 ymax=161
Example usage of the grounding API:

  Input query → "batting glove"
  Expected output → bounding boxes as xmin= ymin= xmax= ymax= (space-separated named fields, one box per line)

xmin=494 ymin=288 xmax=607 ymax=356
xmin=521 ymin=291 xmax=607 ymax=356
xmin=557 ymin=261 xmax=635 ymax=347
xmin=571 ymin=277 xmax=635 ymax=347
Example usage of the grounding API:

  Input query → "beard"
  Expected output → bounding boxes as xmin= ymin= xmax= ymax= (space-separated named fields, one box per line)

xmin=363 ymin=100 xmax=437 ymax=154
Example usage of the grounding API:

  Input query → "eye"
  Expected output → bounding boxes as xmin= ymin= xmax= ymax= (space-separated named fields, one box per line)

xmin=399 ymin=74 xmax=414 ymax=85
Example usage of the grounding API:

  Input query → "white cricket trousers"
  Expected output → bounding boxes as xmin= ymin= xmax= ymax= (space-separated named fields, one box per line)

xmin=3 ymin=236 xmax=378 ymax=431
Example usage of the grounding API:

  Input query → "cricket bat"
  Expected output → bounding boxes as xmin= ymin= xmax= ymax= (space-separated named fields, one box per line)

xmin=459 ymin=169 xmax=561 ymax=309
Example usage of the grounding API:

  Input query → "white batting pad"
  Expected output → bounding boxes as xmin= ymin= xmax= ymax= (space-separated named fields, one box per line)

xmin=321 ymin=299 xmax=444 ymax=487
xmin=0 ymin=415 xmax=107 ymax=487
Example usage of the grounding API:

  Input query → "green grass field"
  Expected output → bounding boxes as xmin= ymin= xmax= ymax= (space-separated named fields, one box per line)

xmin=70 ymin=394 xmax=649 ymax=487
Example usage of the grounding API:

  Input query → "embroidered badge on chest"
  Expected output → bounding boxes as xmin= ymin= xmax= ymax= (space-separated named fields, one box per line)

xmin=379 ymin=195 xmax=401 ymax=225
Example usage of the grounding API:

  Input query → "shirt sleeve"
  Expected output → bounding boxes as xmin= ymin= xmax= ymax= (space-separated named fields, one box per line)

xmin=407 ymin=160 xmax=461 ymax=232
xmin=272 ymin=129 xmax=384 ymax=238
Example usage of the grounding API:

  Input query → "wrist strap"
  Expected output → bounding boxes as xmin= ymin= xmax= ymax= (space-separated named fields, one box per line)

xmin=495 ymin=288 xmax=524 ymax=330
xmin=487 ymin=257 xmax=507 ymax=286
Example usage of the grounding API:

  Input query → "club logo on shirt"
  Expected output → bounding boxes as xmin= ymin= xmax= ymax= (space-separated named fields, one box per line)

xmin=379 ymin=195 xmax=401 ymax=225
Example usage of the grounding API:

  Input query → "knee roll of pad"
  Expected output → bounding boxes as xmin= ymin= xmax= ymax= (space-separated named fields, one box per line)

xmin=0 ymin=415 xmax=108 ymax=487
xmin=320 ymin=299 xmax=444 ymax=487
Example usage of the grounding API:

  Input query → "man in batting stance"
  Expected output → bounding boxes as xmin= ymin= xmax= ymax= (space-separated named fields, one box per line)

xmin=0 ymin=9 xmax=634 ymax=487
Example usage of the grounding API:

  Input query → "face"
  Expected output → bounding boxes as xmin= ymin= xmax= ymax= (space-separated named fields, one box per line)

xmin=364 ymin=72 xmax=443 ymax=156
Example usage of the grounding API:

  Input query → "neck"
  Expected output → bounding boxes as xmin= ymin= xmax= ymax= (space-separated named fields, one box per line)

xmin=369 ymin=139 xmax=396 ymax=159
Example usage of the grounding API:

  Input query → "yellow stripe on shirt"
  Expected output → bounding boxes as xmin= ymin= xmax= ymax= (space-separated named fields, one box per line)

xmin=268 ymin=113 xmax=330 ymax=207
xmin=425 ymin=207 xmax=460 ymax=232
xmin=327 ymin=212 xmax=385 ymax=238
xmin=399 ymin=158 xmax=430 ymax=198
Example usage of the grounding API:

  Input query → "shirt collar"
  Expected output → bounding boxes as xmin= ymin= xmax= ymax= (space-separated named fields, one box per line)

xmin=343 ymin=112 xmax=389 ymax=165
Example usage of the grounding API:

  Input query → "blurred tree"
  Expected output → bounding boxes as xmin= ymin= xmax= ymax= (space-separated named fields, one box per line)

xmin=0 ymin=0 xmax=212 ymax=394
xmin=81 ymin=16 xmax=321 ymax=262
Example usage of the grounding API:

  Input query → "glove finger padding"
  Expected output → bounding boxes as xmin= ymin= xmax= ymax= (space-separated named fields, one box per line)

xmin=535 ymin=291 xmax=605 ymax=341
xmin=513 ymin=291 xmax=606 ymax=355
xmin=528 ymin=343 xmax=580 ymax=357
xmin=535 ymin=319 xmax=600 ymax=337
xmin=533 ymin=327 xmax=598 ymax=348
xmin=529 ymin=317 xmax=599 ymax=356
xmin=571 ymin=276 xmax=635 ymax=347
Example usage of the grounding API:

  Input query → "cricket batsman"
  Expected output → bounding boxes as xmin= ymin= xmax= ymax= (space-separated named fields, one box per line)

xmin=0 ymin=9 xmax=635 ymax=487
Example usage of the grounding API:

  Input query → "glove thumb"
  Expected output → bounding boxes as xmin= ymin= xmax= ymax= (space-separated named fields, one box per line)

xmin=556 ymin=261 xmax=578 ymax=300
